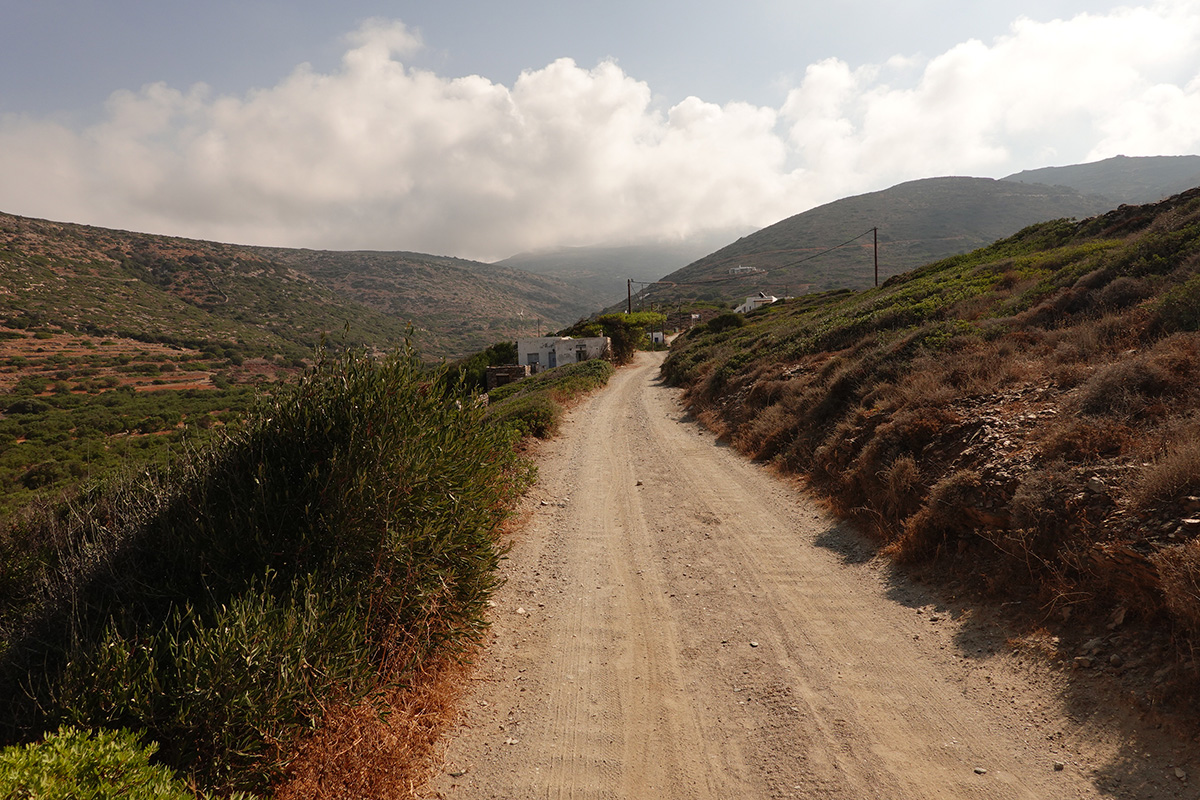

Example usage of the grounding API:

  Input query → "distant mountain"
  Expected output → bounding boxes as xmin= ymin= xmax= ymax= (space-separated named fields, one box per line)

xmin=640 ymin=177 xmax=1114 ymax=305
xmin=495 ymin=229 xmax=748 ymax=309
xmin=0 ymin=212 xmax=594 ymax=360
xmin=239 ymin=245 xmax=598 ymax=354
xmin=1003 ymin=154 xmax=1200 ymax=206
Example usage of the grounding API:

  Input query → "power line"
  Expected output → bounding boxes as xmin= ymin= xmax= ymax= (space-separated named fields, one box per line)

xmin=774 ymin=228 xmax=877 ymax=270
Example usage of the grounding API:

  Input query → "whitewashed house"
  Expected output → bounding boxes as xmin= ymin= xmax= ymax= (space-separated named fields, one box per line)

xmin=734 ymin=292 xmax=778 ymax=314
xmin=517 ymin=336 xmax=609 ymax=370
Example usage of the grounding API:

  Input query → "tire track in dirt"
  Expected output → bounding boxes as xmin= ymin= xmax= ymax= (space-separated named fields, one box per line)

xmin=426 ymin=352 xmax=1184 ymax=800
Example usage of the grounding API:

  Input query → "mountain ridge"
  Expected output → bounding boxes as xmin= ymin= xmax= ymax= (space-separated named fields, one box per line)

xmin=632 ymin=176 xmax=1115 ymax=307
xmin=0 ymin=211 xmax=596 ymax=360
xmin=1003 ymin=154 xmax=1200 ymax=205
xmin=494 ymin=229 xmax=751 ymax=306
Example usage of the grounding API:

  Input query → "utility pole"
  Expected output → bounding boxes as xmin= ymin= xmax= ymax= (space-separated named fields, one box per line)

xmin=874 ymin=226 xmax=879 ymax=288
xmin=627 ymin=278 xmax=632 ymax=314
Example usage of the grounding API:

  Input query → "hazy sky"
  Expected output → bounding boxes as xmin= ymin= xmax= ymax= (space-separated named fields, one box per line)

xmin=2 ymin=0 xmax=1198 ymax=260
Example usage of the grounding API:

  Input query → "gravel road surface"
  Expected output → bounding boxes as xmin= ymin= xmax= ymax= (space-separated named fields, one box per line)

xmin=426 ymin=351 xmax=1194 ymax=800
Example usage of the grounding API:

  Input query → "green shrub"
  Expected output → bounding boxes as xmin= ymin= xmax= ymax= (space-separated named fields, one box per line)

xmin=11 ymin=376 xmax=48 ymax=395
xmin=488 ymin=392 xmax=561 ymax=438
xmin=1156 ymin=275 xmax=1200 ymax=332
xmin=448 ymin=340 xmax=519 ymax=392
xmin=708 ymin=312 xmax=745 ymax=333
xmin=0 ymin=726 xmax=253 ymax=800
xmin=5 ymin=399 xmax=50 ymax=416
xmin=485 ymin=358 xmax=613 ymax=439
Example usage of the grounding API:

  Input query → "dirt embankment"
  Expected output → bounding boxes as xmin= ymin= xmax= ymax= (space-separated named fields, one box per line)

xmin=424 ymin=351 xmax=1197 ymax=800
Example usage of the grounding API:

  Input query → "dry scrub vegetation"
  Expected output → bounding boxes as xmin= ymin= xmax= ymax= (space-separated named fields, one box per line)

xmin=664 ymin=189 xmax=1200 ymax=713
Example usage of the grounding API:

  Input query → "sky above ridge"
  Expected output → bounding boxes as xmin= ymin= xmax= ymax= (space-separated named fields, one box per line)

xmin=2 ymin=0 xmax=1198 ymax=260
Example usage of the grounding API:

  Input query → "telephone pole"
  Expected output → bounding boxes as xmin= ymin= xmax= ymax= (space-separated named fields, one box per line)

xmin=874 ymin=227 xmax=879 ymax=287
xmin=627 ymin=278 xmax=633 ymax=314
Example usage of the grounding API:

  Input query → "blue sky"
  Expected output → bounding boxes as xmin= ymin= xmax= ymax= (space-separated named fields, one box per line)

xmin=2 ymin=1 xmax=1131 ymax=115
xmin=1 ymin=1 xmax=1196 ymax=259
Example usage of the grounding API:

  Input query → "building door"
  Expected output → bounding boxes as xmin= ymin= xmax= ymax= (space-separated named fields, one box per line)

xmin=548 ymin=349 xmax=557 ymax=368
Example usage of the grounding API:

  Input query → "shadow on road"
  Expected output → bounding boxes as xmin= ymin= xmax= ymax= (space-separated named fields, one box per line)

xmin=809 ymin=514 xmax=1196 ymax=799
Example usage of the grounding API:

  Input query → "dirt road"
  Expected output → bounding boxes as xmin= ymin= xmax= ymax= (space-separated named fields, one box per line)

xmin=427 ymin=352 xmax=1194 ymax=799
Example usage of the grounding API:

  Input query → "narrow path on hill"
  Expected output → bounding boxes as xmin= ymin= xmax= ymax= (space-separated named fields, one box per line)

xmin=425 ymin=351 xmax=1192 ymax=800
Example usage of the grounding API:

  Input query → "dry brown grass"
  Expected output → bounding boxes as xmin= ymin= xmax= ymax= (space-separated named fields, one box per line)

xmin=891 ymin=366 xmax=959 ymax=407
xmin=1077 ymin=334 xmax=1200 ymax=418
xmin=1096 ymin=276 xmax=1153 ymax=310
xmin=851 ymin=406 xmax=956 ymax=494
xmin=1132 ymin=432 xmax=1200 ymax=509
xmin=1152 ymin=542 xmax=1200 ymax=640
xmin=734 ymin=401 xmax=800 ymax=460
xmin=880 ymin=454 xmax=923 ymax=523
xmin=1037 ymin=416 xmax=1132 ymax=462
xmin=888 ymin=469 xmax=981 ymax=563
xmin=1046 ymin=312 xmax=1134 ymax=362
xmin=1006 ymin=467 xmax=1083 ymax=567
xmin=274 ymin=654 xmax=474 ymax=800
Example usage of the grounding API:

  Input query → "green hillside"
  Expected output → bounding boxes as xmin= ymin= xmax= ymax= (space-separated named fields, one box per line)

xmin=640 ymin=177 xmax=1113 ymax=306
xmin=664 ymin=188 xmax=1200 ymax=710
xmin=0 ymin=211 xmax=595 ymax=510
xmin=241 ymin=246 xmax=598 ymax=356
xmin=0 ymin=212 xmax=594 ymax=362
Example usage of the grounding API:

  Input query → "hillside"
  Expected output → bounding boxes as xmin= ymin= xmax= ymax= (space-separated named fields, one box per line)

xmin=639 ymin=177 xmax=1113 ymax=307
xmin=495 ymin=229 xmax=750 ymax=308
xmin=663 ymin=188 xmax=1200 ymax=714
xmin=0 ymin=212 xmax=595 ymax=361
xmin=0 ymin=211 xmax=594 ymax=509
xmin=241 ymin=246 xmax=599 ymax=355
xmin=1004 ymin=154 xmax=1200 ymax=206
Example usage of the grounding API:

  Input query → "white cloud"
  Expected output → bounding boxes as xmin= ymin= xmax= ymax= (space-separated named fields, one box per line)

xmin=2 ymin=6 xmax=1200 ymax=259
xmin=0 ymin=20 xmax=805 ymax=259
xmin=780 ymin=0 xmax=1200 ymax=195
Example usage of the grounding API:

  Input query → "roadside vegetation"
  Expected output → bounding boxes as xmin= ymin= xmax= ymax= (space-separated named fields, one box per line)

xmin=0 ymin=346 xmax=536 ymax=795
xmin=0 ymin=331 xmax=620 ymax=796
xmin=486 ymin=358 xmax=615 ymax=438
xmin=664 ymin=189 xmax=1200 ymax=713
xmin=0 ymin=726 xmax=253 ymax=800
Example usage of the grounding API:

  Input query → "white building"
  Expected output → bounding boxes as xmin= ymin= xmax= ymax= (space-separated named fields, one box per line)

xmin=734 ymin=292 xmax=778 ymax=314
xmin=516 ymin=336 xmax=610 ymax=370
